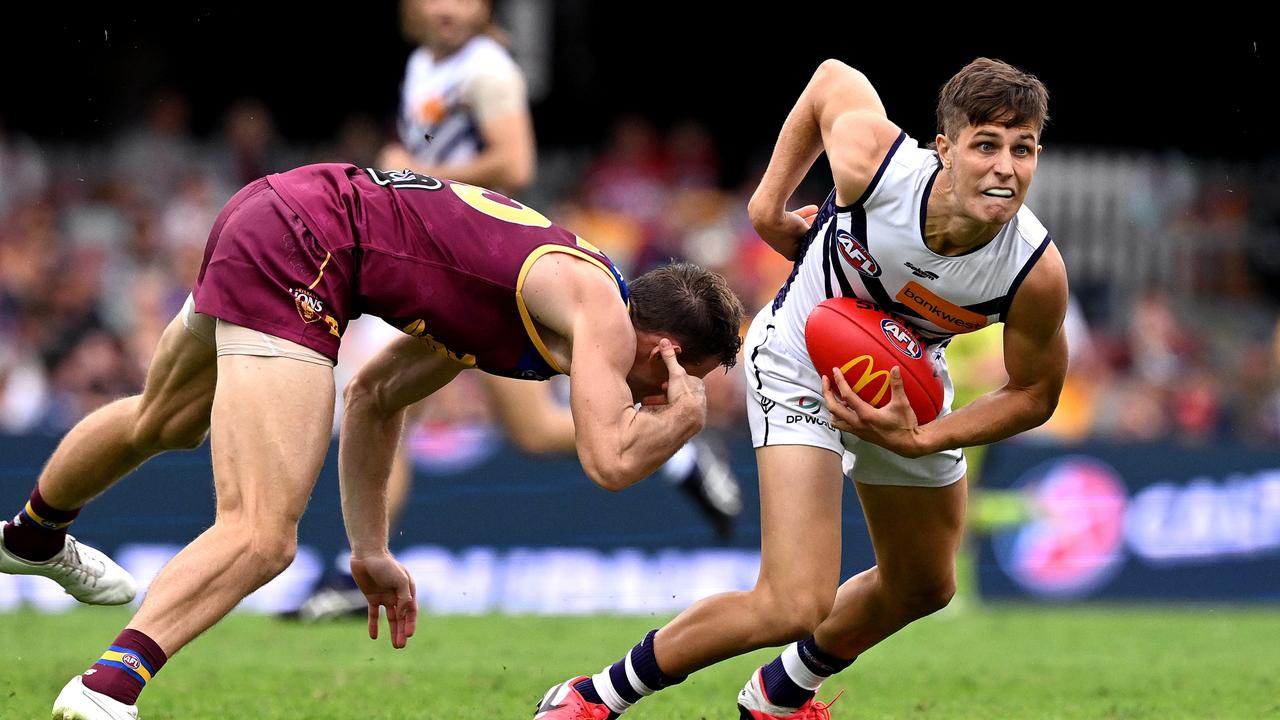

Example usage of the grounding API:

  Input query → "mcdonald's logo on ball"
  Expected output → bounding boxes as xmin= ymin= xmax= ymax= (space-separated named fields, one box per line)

xmin=805 ymin=298 xmax=943 ymax=423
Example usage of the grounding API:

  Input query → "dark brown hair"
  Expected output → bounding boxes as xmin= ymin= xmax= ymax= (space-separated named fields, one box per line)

xmin=629 ymin=262 xmax=746 ymax=369
xmin=937 ymin=58 xmax=1050 ymax=140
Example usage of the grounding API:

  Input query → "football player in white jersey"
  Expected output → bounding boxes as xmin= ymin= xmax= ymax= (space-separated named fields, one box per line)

xmin=537 ymin=58 xmax=1067 ymax=720
xmin=378 ymin=0 xmax=534 ymax=194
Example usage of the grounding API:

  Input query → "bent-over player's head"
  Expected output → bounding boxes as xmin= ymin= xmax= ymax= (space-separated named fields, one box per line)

xmin=934 ymin=58 xmax=1050 ymax=226
xmin=625 ymin=262 xmax=746 ymax=402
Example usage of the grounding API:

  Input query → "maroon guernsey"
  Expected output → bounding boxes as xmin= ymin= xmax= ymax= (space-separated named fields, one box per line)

xmin=192 ymin=164 xmax=627 ymax=379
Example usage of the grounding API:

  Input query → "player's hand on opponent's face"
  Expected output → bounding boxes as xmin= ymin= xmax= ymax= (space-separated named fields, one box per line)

xmin=823 ymin=366 xmax=926 ymax=458
xmin=750 ymin=204 xmax=820 ymax=260
xmin=350 ymin=552 xmax=418 ymax=649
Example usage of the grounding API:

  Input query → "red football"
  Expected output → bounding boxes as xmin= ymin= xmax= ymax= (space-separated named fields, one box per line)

xmin=804 ymin=297 xmax=944 ymax=424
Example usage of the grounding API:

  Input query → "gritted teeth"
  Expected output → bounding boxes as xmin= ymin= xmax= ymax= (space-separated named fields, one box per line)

xmin=983 ymin=188 xmax=1014 ymax=198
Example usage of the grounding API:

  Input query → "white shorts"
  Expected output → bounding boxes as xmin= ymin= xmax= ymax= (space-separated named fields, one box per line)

xmin=743 ymin=308 xmax=966 ymax=488
xmin=181 ymin=294 xmax=333 ymax=367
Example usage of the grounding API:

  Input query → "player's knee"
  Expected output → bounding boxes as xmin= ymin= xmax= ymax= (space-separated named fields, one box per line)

xmin=134 ymin=405 xmax=209 ymax=452
xmin=893 ymin=575 xmax=956 ymax=619
xmin=161 ymin=424 xmax=210 ymax=451
xmin=244 ymin=531 xmax=298 ymax=580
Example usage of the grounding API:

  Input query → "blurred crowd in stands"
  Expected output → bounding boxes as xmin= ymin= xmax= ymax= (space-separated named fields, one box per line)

xmin=2 ymin=93 xmax=1279 ymax=452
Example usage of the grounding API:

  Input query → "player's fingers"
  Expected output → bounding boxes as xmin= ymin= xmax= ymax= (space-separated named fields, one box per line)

xmin=823 ymin=376 xmax=860 ymax=428
xmin=796 ymin=204 xmax=819 ymax=226
xmin=396 ymin=585 xmax=414 ymax=645
xmin=391 ymin=604 xmax=406 ymax=649
xmin=830 ymin=368 xmax=870 ymax=411
xmin=404 ymin=595 xmax=418 ymax=639
xmin=658 ymin=339 xmax=687 ymax=378
xmin=888 ymin=367 xmax=919 ymax=423
xmin=822 ymin=375 xmax=841 ymax=407
xmin=367 ymin=603 xmax=380 ymax=640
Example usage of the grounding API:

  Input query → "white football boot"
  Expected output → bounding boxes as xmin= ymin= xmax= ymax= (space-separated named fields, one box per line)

xmin=52 ymin=676 xmax=139 ymax=720
xmin=0 ymin=533 xmax=137 ymax=605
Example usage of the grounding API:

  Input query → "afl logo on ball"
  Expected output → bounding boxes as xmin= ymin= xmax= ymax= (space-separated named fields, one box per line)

xmin=835 ymin=230 xmax=881 ymax=277
xmin=880 ymin=319 xmax=922 ymax=359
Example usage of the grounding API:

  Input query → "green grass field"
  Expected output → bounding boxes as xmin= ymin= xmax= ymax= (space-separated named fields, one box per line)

xmin=3 ymin=605 xmax=1278 ymax=719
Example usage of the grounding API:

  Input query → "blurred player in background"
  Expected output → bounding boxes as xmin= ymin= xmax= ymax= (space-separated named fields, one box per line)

xmin=1 ymin=159 xmax=743 ymax=719
xmin=299 ymin=0 xmax=743 ymax=619
xmin=538 ymin=58 xmax=1067 ymax=720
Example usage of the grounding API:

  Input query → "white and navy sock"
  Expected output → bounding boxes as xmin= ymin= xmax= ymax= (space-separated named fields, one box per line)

xmin=575 ymin=630 xmax=685 ymax=716
xmin=759 ymin=636 xmax=854 ymax=709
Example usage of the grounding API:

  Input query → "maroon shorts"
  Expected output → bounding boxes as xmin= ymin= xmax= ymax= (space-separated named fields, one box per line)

xmin=192 ymin=179 xmax=356 ymax=361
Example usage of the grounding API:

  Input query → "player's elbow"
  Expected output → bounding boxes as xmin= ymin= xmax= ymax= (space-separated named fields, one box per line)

xmin=814 ymin=59 xmax=866 ymax=88
xmin=1034 ymin=392 xmax=1060 ymax=427
xmin=581 ymin=454 xmax=638 ymax=493
xmin=816 ymin=58 xmax=854 ymax=76
xmin=1022 ymin=386 xmax=1060 ymax=428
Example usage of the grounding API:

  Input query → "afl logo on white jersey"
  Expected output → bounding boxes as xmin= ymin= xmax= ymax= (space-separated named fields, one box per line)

xmin=880 ymin=318 xmax=922 ymax=359
xmin=835 ymin=230 xmax=881 ymax=277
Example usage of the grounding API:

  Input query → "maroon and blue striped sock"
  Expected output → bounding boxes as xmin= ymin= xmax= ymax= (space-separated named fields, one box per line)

xmin=759 ymin=635 xmax=855 ymax=709
xmin=81 ymin=629 xmax=168 ymax=705
xmin=575 ymin=629 xmax=684 ymax=716
xmin=2 ymin=485 xmax=79 ymax=562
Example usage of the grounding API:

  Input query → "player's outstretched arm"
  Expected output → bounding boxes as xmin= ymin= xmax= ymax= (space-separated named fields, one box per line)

xmin=748 ymin=59 xmax=898 ymax=259
xmin=339 ymin=336 xmax=466 ymax=557
xmin=339 ymin=336 xmax=467 ymax=647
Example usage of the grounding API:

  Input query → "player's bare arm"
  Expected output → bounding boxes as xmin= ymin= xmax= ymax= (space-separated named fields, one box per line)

xmin=338 ymin=335 xmax=468 ymax=648
xmin=521 ymin=255 xmax=706 ymax=491
xmin=748 ymin=59 xmax=897 ymax=259
xmin=826 ymin=242 xmax=1069 ymax=457
xmin=339 ymin=335 xmax=468 ymax=555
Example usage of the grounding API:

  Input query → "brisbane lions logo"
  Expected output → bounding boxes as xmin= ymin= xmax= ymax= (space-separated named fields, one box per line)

xmin=292 ymin=287 xmax=324 ymax=324
xmin=880 ymin=318 xmax=922 ymax=359
xmin=835 ymin=230 xmax=880 ymax=277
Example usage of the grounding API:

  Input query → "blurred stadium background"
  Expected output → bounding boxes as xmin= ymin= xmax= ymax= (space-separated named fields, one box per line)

xmin=1 ymin=6 xmax=1277 ymax=717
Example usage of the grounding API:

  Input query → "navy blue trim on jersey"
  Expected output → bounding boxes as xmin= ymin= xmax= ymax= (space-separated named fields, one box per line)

xmin=916 ymin=158 xmax=1003 ymax=259
xmin=431 ymin=118 xmax=482 ymax=161
xmin=772 ymin=190 xmax=837 ymax=312
xmin=825 ymin=217 xmax=856 ymax=300
xmin=917 ymin=163 xmax=943 ymax=246
xmin=999 ymin=233 xmax=1052 ymax=322
xmin=963 ymin=296 xmax=1009 ymax=317
xmin=834 ymin=131 xmax=907 ymax=211
xmin=750 ymin=324 xmax=775 ymax=446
